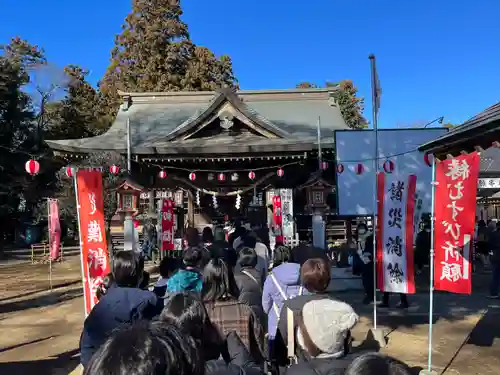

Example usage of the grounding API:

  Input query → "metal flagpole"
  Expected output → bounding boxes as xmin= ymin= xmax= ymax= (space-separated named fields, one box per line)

xmin=317 ymin=117 xmax=322 ymax=169
xmin=369 ymin=54 xmax=380 ymax=330
xmin=423 ymin=159 xmax=438 ymax=375
xmin=47 ymin=198 xmax=52 ymax=292
xmin=127 ymin=118 xmax=132 ymax=173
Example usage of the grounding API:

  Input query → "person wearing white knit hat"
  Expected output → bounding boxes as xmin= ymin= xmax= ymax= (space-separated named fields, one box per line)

xmin=283 ymin=299 xmax=360 ymax=375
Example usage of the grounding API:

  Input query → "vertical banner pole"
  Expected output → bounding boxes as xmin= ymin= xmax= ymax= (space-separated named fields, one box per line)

xmin=73 ymin=171 xmax=88 ymax=317
xmin=47 ymin=198 xmax=52 ymax=292
xmin=427 ymin=159 xmax=437 ymax=372
xmin=369 ymin=54 xmax=380 ymax=329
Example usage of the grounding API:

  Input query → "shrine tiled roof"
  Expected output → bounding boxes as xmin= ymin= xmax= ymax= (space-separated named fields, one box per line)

xmin=419 ymin=102 xmax=500 ymax=156
xmin=46 ymin=88 xmax=348 ymax=155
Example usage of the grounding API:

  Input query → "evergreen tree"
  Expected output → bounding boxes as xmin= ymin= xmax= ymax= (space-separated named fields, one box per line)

xmin=296 ymin=80 xmax=368 ymax=129
xmin=47 ymin=65 xmax=108 ymax=139
xmin=100 ymin=0 xmax=237 ymax=116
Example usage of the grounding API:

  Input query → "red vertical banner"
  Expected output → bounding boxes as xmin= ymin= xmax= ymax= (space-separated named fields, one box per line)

xmin=376 ymin=173 xmax=417 ymax=294
xmin=48 ymin=199 xmax=61 ymax=261
xmin=161 ymin=199 xmax=175 ymax=251
xmin=434 ymin=152 xmax=480 ymax=294
xmin=272 ymin=195 xmax=283 ymax=243
xmin=75 ymin=170 xmax=111 ymax=315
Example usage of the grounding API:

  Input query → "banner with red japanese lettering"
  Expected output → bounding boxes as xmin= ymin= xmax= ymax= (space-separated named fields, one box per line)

xmin=434 ymin=153 xmax=480 ymax=294
xmin=48 ymin=198 xmax=61 ymax=261
xmin=376 ymin=173 xmax=417 ymax=294
xmin=272 ymin=195 xmax=283 ymax=243
xmin=75 ymin=170 xmax=111 ymax=315
xmin=161 ymin=199 xmax=175 ymax=251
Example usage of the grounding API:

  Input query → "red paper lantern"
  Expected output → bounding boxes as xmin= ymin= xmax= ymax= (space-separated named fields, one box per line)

xmin=424 ymin=153 xmax=432 ymax=167
xmin=336 ymin=164 xmax=344 ymax=174
xmin=25 ymin=160 xmax=40 ymax=175
xmin=109 ymin=164 xmax=120 ymax=175
xmin=189 ymin=172 xmax=196 ymax=181
xmin=277 ymin=168 xmax=284 ymax=177
xmin=65 ymin=167 xmax=74 ymax=178
xmin=158 ymin=170 xmax=167 ymax=179
xmin=248 ymin=171 xmax=256 ymax=180
xmin=217 ymin=173 xmax=226 ymax=182
xmin=320 ymin=161 xmax=329 ymax=170
xmin=383 ymin=160 xmax=395 ymax=173
xmin=355 ymin=163 xmax=364 ymax=175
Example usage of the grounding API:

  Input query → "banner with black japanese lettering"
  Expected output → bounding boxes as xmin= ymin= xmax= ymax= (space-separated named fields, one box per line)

xmin=434 ymin=153 xmax=479 ymax=294
xmin=161 ymin=199 xmax=175 ymax=251
xmin=75 ymin=170 xmax=111 ymax=315
xmin=376 ymin=173 xmax=417 ymax=294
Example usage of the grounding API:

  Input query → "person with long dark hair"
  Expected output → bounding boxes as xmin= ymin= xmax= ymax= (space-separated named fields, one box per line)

xmin=83 ymin=321 xmax=204 ymax=375
xmin=161 ymin=292 xmax=265 ymax=375
xmin=80 ymin=251 xmax=158 ymax=368
xmin=345 ymin=353 xmax=412 ymax=375
xmin=202 ymin=257 xmax=266 ymax=363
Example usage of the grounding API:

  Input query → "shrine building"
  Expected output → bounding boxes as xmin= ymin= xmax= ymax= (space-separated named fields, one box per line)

xmin=47 ymin=87 xmax=361 ymax=246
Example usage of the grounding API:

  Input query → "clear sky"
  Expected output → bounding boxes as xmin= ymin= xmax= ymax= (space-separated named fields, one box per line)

xmin=1 ymin=0 xmax=499 ymax=128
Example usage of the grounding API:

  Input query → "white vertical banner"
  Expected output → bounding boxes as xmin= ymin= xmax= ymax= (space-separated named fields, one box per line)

xmin=280 ymin=188 xmax=294 ymax=239
xmin=376 ymin=173 xmax=417 ymax=294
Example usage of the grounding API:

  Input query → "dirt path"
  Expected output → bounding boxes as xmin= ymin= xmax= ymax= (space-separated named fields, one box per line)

xmin=0 ymin=258 xmax=499 ymax=375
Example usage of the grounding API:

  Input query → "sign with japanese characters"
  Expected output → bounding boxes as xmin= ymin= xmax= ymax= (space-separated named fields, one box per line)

xmin=48 ymin=198 xmax=61 ymax=261
xmin=434 ymin=153 xmax=480 ymax=294
xmin=280 ymin=189 xmax=294 ymax=240
xmin=161 ymin=199 xmax=175 ymax=251
xmin=376 ymin=173 xmax=417 ymax=294
xmin=272 ymin=195 xmax=283 ymax=243
xmin=478 ymin=178 xmax=500 ymax=189
xmin=75 ymin=170 xmax=111 ymax=315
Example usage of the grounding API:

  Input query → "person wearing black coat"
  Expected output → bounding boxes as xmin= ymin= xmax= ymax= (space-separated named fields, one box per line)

xmin=234 ymin=247 xmax=266 ymax=325
xmin=80 ymin=251 xmax=159 ymax=368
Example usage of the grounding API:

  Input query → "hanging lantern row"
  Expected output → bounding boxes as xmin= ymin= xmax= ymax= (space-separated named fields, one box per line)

xmin=25 ymin=160 xmax=40 ymax=176
xmin=383 ymin=160 xmax=395 ymax=174
xmin=187 ymin=168 xmax=284 ymax=181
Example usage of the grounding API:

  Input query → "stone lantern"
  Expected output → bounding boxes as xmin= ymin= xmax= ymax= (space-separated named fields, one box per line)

xmin=115 ymin=178 xmax=144 ymax=251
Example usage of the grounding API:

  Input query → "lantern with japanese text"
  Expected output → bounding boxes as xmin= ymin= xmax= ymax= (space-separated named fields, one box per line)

xmin=189 ymin=172 xmax=196 ymax=181
xmin=355 ymin=163 xmax=364 ymax=175
xmin=277 ymin=168 xmax=284 ymax=177
xmin=383 ymin=160 xmax=395 ymax=173
xmin=336 ymin=164 xmax=344 ymax=174
xmin=116 ymin=178 xmax=144 ymax=216
xmin=248 ymin=171 xmax=256 ymax=180
xmin=158 ymin=170 xmax=167 ymax=179
xmin=65 ymin=167 xmax=74 ymax=178
xmin=217 ymin=173 xmax=226 ymax=182
xmin=109 ymin=164 xmax=120 ymax=175
xmin=320 ymin=161 xmax=329 ymax=170
xmin=25 ymin=160 xmax=40 ymax=175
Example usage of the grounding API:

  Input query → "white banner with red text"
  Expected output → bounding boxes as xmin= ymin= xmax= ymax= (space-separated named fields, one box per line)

xmin=376 ymin=173 xmax=417 ymax=294
xmin=75 ymin=170 xmax=111 ymax=315
xmin=434 ymin=153 xmax=479 ymax=294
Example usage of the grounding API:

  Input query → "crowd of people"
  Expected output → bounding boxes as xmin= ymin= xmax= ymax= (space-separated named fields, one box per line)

xmin=80 ymin=224 xmax=417 ymax=375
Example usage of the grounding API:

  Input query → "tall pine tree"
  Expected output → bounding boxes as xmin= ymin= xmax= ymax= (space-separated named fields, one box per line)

xmin=296 ymin=80 xmax=367 ymax=129
xmin=100 ymin=0 xmax=237 ymax=107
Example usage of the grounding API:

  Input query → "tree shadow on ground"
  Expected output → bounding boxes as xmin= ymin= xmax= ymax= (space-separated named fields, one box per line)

xmin=0 ymin=336 xmax=55 ymax=353
xmin=0 ymin=287 xmax=82 ymax=315
xmin=0 ymin=348 xmax=80 ymax=375
xmin=466 ymin=306 xmax=500 ymax=347
xmin=0 ymin=280 xmax=81 ymax=303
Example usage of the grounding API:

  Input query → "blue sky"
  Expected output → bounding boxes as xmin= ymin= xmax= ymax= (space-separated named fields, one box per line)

xmin=1 ymin=0 xmax=499 ymax=128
